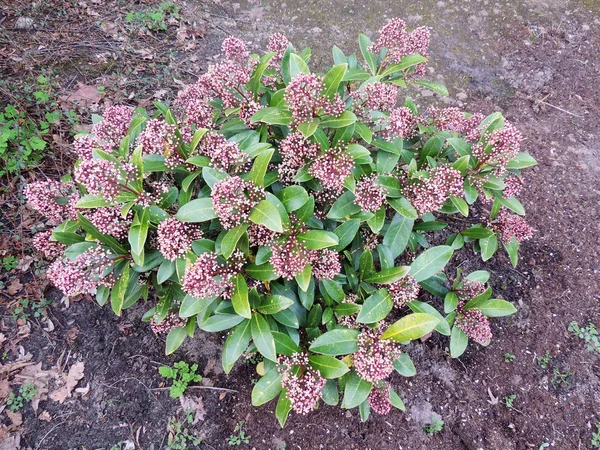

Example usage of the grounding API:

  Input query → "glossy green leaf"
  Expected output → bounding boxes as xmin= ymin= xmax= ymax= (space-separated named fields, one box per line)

xmin=231 ymin=274 xmax=251 ymax=319
xmin=363 ymin=266 xmax=410 ymax=284
xmin=251 ymin=313 xmax=277 ymax=361
xmin=308 ymin=355 xmax=350 ymax=379
xmin=257 ymin=295 xmax=294 ymax=315
xmin=341 ymin=370 xmax=372 ymax=409
xmin=409 ymin=246 xmax=454 ymax=282
xmin=298 ymin=230 xmax=339 ymax=250
xmin=323 ymin=63 xmax=348 ymax=98
xmin=356 ymin=289 xmax=393 ymax=324
xmin=450 ymin=325 xmax=468 ymax=358
xmin=393 ymin=353 xmax=416 ymax=377
xmin=165 ymin=326 xmax=187 ymax=355
xmin=381 ymin=313 xmax=440 ymax=342
xmin=383 ymin=213 xmax=414 ymax=259
xmin=249 ymin=200 xmax=284 ymax=233
xmin=251 ymin=366 xmax=282 ymax=406
xmin=222 ymin=319 xmax=252 ymax=373
xmin=309 ymin=328 xmax=360 ymax=355
xmin=478 ymin=299 xmax=517 ymax=317
xmin=176 ymin=197 xmax=216 ymax=222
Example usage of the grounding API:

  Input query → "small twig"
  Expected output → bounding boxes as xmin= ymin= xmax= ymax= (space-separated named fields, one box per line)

xmin=535 ymin=99 xmax=584 ymax=118
xmin=35 ymin=414 xmax=74 ymax=450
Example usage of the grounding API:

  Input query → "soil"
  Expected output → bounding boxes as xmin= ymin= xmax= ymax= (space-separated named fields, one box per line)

xmin=1 ymin=0 xmax=599 ymax=449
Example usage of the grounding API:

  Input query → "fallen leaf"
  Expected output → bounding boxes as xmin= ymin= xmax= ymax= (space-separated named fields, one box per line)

xmin=59 ymin=83 xmax=103 ymax=108
xmin=43 ymin=319 xmax=55 ymax=332
xmin=75 ymin=382 xmax=90 ymax=397
xmin=6 ymin=278 xmax=23 ymax=295
xmin=16 ymin=256 xmax=33 ymax=272
xmin=179 ymin=395 xmax=206 ymax=425
xmin=219 ymin=391 xmax=227 ymax=400
xmin=49 ymin=361 xmax=85 ymax=404
xmin=487 ymin=387 xmax=499 ymax=405
xmin=6 ymin=411 xmax=22 ymax=428
xmin=0 ymin=379 xmax=11 ymax=402
xmin=38 ymin=410 xmax=52 ymax=422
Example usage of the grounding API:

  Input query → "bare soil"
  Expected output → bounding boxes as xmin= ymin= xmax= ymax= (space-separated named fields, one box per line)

xmin=1 ymin=0 xmax=599 ymax=449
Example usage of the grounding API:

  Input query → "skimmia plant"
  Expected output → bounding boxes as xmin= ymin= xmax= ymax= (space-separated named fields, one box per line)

xmin=26 ymin=19 xmax=536 ymax=425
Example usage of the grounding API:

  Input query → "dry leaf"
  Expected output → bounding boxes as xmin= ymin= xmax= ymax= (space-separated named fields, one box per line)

xmin=17 ymin=362 xmax=54 ymax=412
xmin=487 ymin=387 xmax=499 ymax=405
xmin=0 ymin=428 xmax=21 ymax=450
xmin=49 ymin=361 xmax=85 ymax=404
xmin=6 ymin=411 xmax=22 ymax=428
xmin=6 ymin=278 xmax=23 ymax=295
xmin=219 ymin=392 xmax=227 ymax=400
xmin=16 ymin=257 xmax=33 ymax=272
xmin=0 ymin=380 xmax=11 ymax=402
xmin=43 ymin=319 xmax=55 ymax=332
xmin=179 ymin=395 xmax=206 ymax=425
xmin=75 ymin=382 xmax=90 ymax=397
xmin=59 ymin=83 xmax=102 ymax=108
xmin=38 ymin=410 xmax=52 ymax=422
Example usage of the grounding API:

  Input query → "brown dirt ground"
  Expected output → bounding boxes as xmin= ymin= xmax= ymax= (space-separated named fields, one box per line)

xmin=0 ymin=1 xmax=599 ymax=449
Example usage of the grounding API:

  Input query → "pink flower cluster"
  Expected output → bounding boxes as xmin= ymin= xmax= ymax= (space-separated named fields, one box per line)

xmin=270 ymin=237 xmax=313 ymax=280
xmin=267 ymin=32 xmax=291 ymax=66
xmin=388 ymin=107 xmax=418 ymax=140
xmin=86 ymin=207 xmax=129 ymax=240
xmin=73 ymin=135 xmax=98 ymax=160
xmin=47 ymin=246 xmax=115 ymax=297
xmin=353 ymin=82 xmax=399 ymax=122
xmin=387 ymin=275 xmax=420 ymax=308
xmin=222 ymin=36 xmax=249 ymax=63
xmin=354 ymin=174 xmax=388 ymax=212
xmin=74 ymin=159 xmax=135 ymax=203
xmin=204 ymin=62 xmax=252 ymax=109
xmin=459 ymin=279 xmax=487 ymax=299
xmin=370 ymin=18 xmax=431 ymax=76
xmin=248 ymin=224 xmax=277 ymax=247
xmin=406 ymin=165 xmax=463 ymax=215
xmin=426 ymin=107 xmax=485 ymax=138
xmin=278 ymin=353 xmax=326 ymax=415
xmin=32 ymin=231 xmax=65 ymax=259
xmin=502 ymin=174 xmax=523 ymax=199
xmin=472 ymin=123 xmax=522 ymax=176
xmin=200 ymin=133 xmax=248 ymax=173
xmin=239 ymin=100 xmax=264 ymax=129
xmin=181 ymin=252 xmax=237 ymax=299
xmin=92 ymin=105 xmax=133 ymax=151
xmin=150 ymin=313 xmax=187 ymax=335
xmin=136 ymin=119 xmax=178 ymax=157
xmin=368 ymin=385 xmax=392 ymax=415
xmin=455 ymin=308 xmax=492 ymax=345
xmin=211 ymin=176 xmax=264 ymax=229
xmin=157 ymin=218 xmax=203 ymax=261
xmin=278 ymin=131 xmax=319 ymax=183
xmin=284 ymin=73 xmax=345 ymax=125
xmin=492 ymin=210 xmax=533 ymax=243
xmin=311 ymin=249 xmax=341 ymax=280
xmin=308 ymin=145 xmax=354 ymax=193
xmin=24 ymin=180 xmax=78 ymax=223
xmin=354 ymin=328 xmax=402 ymax=382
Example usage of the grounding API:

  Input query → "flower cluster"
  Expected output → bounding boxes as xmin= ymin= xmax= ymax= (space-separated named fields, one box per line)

xmin=270 ymin=238 xmax=312 ymax=280
xmin=308 ymin=145 xmax=354 ymax=193
xmin=267 ymin=32 xmax=291 ymax=66
xmin=74 ymin=159 xmax=136 ymax=203
xmin=211 ymin=176 xmax=264 ymax=229
xmin=222 ymin=36 xmax=249 ymax=63
xmin=278 ymin=131 xmax=319 ymax=183
xmin=455 ymin=308 xmax=492 ymax=346
xmin=492 ymin=210 xmax=533 ymax=243
xmin=32 ymin=231 xmax=65 ymax=259
xmin=200 ymin=133 xmax=248 ymax=173
xmin=502 ymin=174 xmax=523 ymax=199
xmin=92 ymin=105 xmax=133 ymax=151
xmin=150 ymin=313 xmax=187 ymax=335
xmin=73 ymin=134 xmax=98 ymax=160
xmin=311 ymin=249 xmax=341 ymax=280
xmin=387 ymin=107 xmax=418 ymax=139
xmin=472 ymin=123 xmax=522 ymax=176
xmin=368 ymin=385 xmax=392 ymax=415
xmin=248 ymin=224 xmax=277 ymax=247
xmin=157 ymin=218 xmax=203 ymax=261
xmin=181 ymin=252 xmax=236 ymax=299
xmin=136 ymin=119 xmax=178 ymax=157
xmin=278 ymin=353 xmax=326 ymax=415
xmin=284 ymin=73 xmax=345 ymax=125
xmin=24 ymin=180 xmax=78 ymax=223
xmin=406 ymin=165 xmax=463 ymax=215
xmin=353 ymin=82 xmax=398 ymax=121
xmin=354 ymin=175 xmax=388 ymax=212
xmin=47 ymin=246 xmax=115 ymax=297
xmin=459 ymin=279 xmax=487 ymax=299
xmin=86 ymin=207 xmax=130 ymax=239
xmin=370 ymin=18 xmax=431 ymax=76
xmin=387 ymin=275 xmax=420 ymax=308
xmin=353 ymin=328 xmax=402 ymax=382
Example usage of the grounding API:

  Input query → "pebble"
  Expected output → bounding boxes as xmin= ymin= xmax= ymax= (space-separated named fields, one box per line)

xmin=15 ymin=17 xmax=34 ymax=29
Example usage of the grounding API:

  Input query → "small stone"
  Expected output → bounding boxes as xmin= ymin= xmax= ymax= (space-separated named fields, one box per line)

xmin=15 ymin=17 xmax=34 ymax=29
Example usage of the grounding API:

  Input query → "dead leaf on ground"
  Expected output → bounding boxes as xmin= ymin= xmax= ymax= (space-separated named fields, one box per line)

xmin=49 ymin=361 xmax=85 ymax=404
xmin=179 ymin=395 xmax=206 ymax=425
xmin=75 ymin=382 xmax=90 ymax=397
xmin=16 ymin=256 xmax=33 ymax=272
xmin=5 ymin=411 xmax=22 ymax=428
xmin=16 ymin=362 xmax=55 ymax=412
xmin=6 ymin=278 xmax=23 ymax=295
xmin=0 ymin=428 xmax=21 ymax=450
xmin=38 ymin=410 xmax=52 ymax=422
xmin=59 ymin=83 xmax=103 ymax=108
xmin=0 ymin=379 xmax=11 ymax=402
xmin=487 ymin=387 xmax=499 ymax=405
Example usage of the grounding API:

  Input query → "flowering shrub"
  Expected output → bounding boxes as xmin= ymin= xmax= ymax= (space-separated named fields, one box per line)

xmin=26 ymin=18 xmax=536 ymax=425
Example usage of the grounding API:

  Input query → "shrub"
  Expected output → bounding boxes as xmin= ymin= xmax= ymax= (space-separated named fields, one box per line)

xmin=26 ymin=18 xmax=536 ymax=425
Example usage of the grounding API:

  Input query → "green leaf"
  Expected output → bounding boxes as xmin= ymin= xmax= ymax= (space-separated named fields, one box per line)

xmin=407 ymin=300 xmax=451 ymax=336
xmin=464 ymin=287 xmax=492 ymax=310
xmin=251 ymin=106 xmax=293 ymax=125
xmin=342 ymin=370 xmax=372 ymax=409
xmin=308 ymin=355 xmax=350 ymax=379
xmin=389 ymin=388 xmax=406 ymax=412
xmin=450 ymin=196 xmax=469 ymax=217
xmin=298 ymin=230 xmax=339 ymax=250
xmin=200 ymin=314 xmax=245 ymax=332
xmin=356 ymin=289 xmax=393 ymax=324
xmin=248 ymin=147 xmax=274 ymax=187
xmin=257 ymin=295 xmax=294 ymax=315
xmin=249 ymin=200 xmax=284 ymax=233
xmin=297 ymin=119 xmax=320 ymax=138
xmin=179 ymin=295 xmax=215 ymax=318
xmin=355 ymin=122 xmax=373 ymax=144
xmin=78 ymin=213 xmax=127 ymax=254
xmin=450 ymin=325 xmax=468 ymax=358
xmin=274 ymin=187 xmax=307 ymax=214
xmin=412 ymin=80 xmax=449 ymax=96
xmin=462 ymin=227 xmax=494 ymax=239
xmin=507 ymin=152 xmax=537 ymax=169
xmin=75 ymin=194 xmax=113 ymax=209
xmin=272 ymin=331 xmax=300 ymax=356
xmin=363 ymin=266 xmax=410 ymax=284
xmin=288 ymin=53 xmax=310 ymax=78
xmin=320 ymin=111 xmax=357 ymax=129
xmin=165 ymin=327 xmax=187 ymax=355
xmin=251 ymin=313 xmax=277 ymax=362
xmin=246 ymin=263 xmax=279 ymax=281
xmin=393 ymin=353 xmax=416 ymax=377
xmin=388 ymin=197 xmax=418 ymax=219
xmin=157 ymin=259 xmax=176 ymax=284
xmin=251 ymin=367 xmax=282 ymax=406
xmin=358 ymin=34 xmax=377 ymax=74
xmin=222 ymin=319 xmax=252 ymax=373
xmin=381 ymin=54 xmax=428 ymax=76
xmin=295 ymin=264 xmax=312 ymax=292
xmin=276 ymin=390 xmax=292 ymax=428
xmin=309 ymin=328 xmax=360 ymax=356
xmin=248 ymin=52 xmax=275 ymax=95
xmin=444 ymin=292 xmax=459 ymax=314
xmin=221 ymin=224 xmax=248 ymax=259
xmin=333 ymin=219 xmax=360 ymax=251
xmin=327 ymin=191 xmax=361 ymax=219
xmin=480 ymin=235 xmax=498 ymax=261
xmin=478 ymin=299 xmax=517 ymax=317
xmin=409 ymin=246 xmax=454 ymax=282
xmin=383 ymin=213 xmax=414 ymax=259
xmin=499 ymin=196 xmax=525 ymax=216
xmin=128 ymin=208 xmax=150 ymax=265
xmin=231 ymin=274 xmax=251 ymax=319
xmin=110 ymin=263 xmax=129 ymax=316
xmin=176 ymin=197 xmax=216 ymax=222
xmin=323 ymin=64 xmax=348 ymax=98
xmin=504 ymin=237 xmax=520 ymax=268
xmin=381 ymin=313 xmax=440 ymax=342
